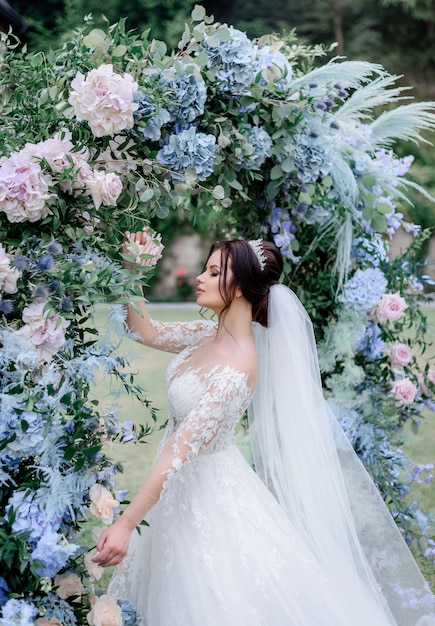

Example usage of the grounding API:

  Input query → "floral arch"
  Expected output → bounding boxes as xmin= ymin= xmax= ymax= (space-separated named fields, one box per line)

xmin=0 ymin=5 xmax=435 ymax=623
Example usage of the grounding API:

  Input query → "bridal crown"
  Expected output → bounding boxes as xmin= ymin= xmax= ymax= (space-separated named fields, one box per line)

xmin=248 ymin=239 xmax=266 ymax=271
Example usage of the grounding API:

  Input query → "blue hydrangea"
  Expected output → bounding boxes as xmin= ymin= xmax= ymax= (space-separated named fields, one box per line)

xmin=292 ymin=133 xmax=332 ymax=183
xmin=119 ymin=600 xmax=137 ymax=626
xmin=1 ymin=409 xmax=47 ymax=461
xmin=6 ymin=490 xmax=59 ymax=540
xmin=1 ymin=598 xmax=37 ymax=626
xmin=33 ymin=594 xmax=77 ymax=626
xmin=357 ymin=322 xmax=386 ymax=360
xmin=236 ymin=125 xmax=273 ymax=170
xmin=328 ymin=402 xmax=362 ymax=446
xmin=203 ymin=27 xmax=258 ymax=91
xmin=133 ymin=91 xmax=171 ymax=142
xmin=156 ymin=127 xmax=216 ymax=182
xmin=339 ymin=267 xmax=387 ymax=312
xmin=158 ymin=66 xmax=207 ymax=125
xmin=31 ymin=528 xmax=79 ymax=578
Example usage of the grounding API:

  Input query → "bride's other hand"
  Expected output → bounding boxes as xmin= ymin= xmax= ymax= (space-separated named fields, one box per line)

xmin=92 ymin=516 xmax=135 ymax=568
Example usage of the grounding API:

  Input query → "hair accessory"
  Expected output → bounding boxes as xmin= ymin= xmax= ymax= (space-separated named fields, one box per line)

xmin=248 ymin=239 xmax=266 ymax=271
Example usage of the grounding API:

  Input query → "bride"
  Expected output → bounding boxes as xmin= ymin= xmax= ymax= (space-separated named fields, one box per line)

xmin=93 ymin=233 xmax=435 ymax=625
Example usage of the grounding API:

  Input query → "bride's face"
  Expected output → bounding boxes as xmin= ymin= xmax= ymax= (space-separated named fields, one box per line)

xmin=195 ymin=249 xmax=232 ymax=314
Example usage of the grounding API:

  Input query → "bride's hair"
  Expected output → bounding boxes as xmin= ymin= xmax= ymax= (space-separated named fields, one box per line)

xmin=206 ymin=239 xmax=283 ymax=327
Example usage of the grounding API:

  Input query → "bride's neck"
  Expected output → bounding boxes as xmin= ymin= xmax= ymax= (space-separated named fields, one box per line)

xmin=216 ymin=297 xmax=253 ymax=343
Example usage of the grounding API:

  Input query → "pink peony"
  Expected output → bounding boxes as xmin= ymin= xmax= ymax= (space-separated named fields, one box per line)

xmin=0 ymin=245 xmax=20 ymax=294
xmin=373 ymin=292 xmax=407 ymax=324
xmin=86 ymin=171 xmax=123 ymax=209
xmin=125 ymin=228 xmax=164 ymax=267
xmin=15 ymin=301 xmax=69 ymax=362
xmin=87 ymin=594 xmax=122 ymax=626
xmin=84 ymin=549 xmax=104 ymax=582
xmin=89 ymin=483 xmax=120 ymax=525
xmin=387 ymin=343 xmax=413 ymax=368
xmin=0 ymin=150 xmax=53 ymax=223
xmin=54 ymin=572 xmax=84 ymax=602
xmin=69 ymin=64 xmax=138 ymax=138
xmin=391 ymin=378 xmax=418 ymax=405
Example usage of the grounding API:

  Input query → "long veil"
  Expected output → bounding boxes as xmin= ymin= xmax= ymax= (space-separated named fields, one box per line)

xmin=249 ymin=284 xmax=435 ymax=625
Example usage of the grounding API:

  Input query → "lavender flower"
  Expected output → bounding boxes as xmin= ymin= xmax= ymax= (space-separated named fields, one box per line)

xmin=156 ymin=127 xmax=216 ymax=182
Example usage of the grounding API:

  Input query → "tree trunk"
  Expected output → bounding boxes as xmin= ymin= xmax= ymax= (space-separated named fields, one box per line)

xmin=331 ymin=0 xmax=344 ymax=54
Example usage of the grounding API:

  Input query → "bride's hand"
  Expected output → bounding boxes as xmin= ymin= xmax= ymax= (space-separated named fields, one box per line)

xmin=122 ymin=227 xmax=164 ymax=273
xmin=92 ymin=516 xmax=135 ymax=568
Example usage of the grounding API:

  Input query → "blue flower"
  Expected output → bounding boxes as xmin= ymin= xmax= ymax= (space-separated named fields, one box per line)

xmin=47 ymin=241 xmax=63 ymax=255
xmin=158 ymin=65 xmax=207 ymax=125
xmin=1 ymin=409 xmax=47 ymax=461
xmin=256 ymin=46 xmax=292 ymax=89
xmin=267 ymin=207 xmax=299 ymax=261
xmin=37 ymin=254 xmax=55 ymax=270
xmin=6 ymin=490 xmax=59 ymax=540
xmin=34 ymin=593 xmax=77 ymax=626
xmin=31 ymin=528 xmax=79 ymax=578
xmin=351 ymin=235 xmax=388 ymax=268
xmin=0 ymin=300 xmax=13 ymax=314
xmin=0 ymin=598 xmax=37 ymax=626
xmin=61 ymin=296 xmax=74 ymax=312
xmin=236 ymin=125 xmax=273 ymax=170
xmin=0 ymin=577 xmax=10 ymax=606
xmin=118 ymin=600 xmax=137 ymax=626
xmin=357 ymin=322 xmax=386 ymax=360
xmin=133 ymin=91 xmax=171 ymax=142
xmin=203 ymin=27 xmax=258 ymax=91
xmin=10 ymin=256 xmax=28 ymax=271
xmin=339 ymin=267 xmax=387 ymax=312
xmin=292 ymin=133 xmax=332 ymax=183
xmin=156 ymin=127 xmax=216 ymax=182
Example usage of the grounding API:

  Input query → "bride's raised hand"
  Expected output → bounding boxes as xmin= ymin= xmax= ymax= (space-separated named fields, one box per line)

xmin=122 ymin=227 xmax=164 ymax=273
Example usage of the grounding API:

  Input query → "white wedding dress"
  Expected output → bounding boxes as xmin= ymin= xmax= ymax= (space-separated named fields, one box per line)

xmin=108 ymin=317 xmax=434 ymax=626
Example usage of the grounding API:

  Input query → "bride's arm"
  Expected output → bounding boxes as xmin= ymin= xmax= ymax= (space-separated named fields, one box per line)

xmin=93 ymin=366 xmax=252 ymax=567
xmin=123 ymin=230 xmax=213 ymax=353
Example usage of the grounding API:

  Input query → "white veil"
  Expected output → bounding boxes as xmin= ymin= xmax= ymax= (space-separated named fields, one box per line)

xmin=249 ymin=284 xmax=435 ymax=626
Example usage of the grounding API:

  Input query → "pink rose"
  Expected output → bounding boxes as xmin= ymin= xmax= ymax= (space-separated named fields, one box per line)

xmin=89 ymin=484 xmax=120 ymax=525
xmin=54 ymin=572 xmax=84 ymax=602
xmin=0 ymin=151 xmax=53 ymax=223
xmin=391 ymin=378 xmax=418 ymax=405
xmin=373 ymin=293 xmax=407 ymax=324
xmin=86 ymin=171 xmax=123 ymax=209
xmin=84 ymin=549 xmax=104 ymax=582
xmin=0 ymin=245 xmax=20 ymax=294
xmin=387 ymin=343 xmax=413 ymax=368
xmin=125 ymin=228 xmax=164 ymax=267
xmin=69 ymin=64 xmax=138 ymax=138
xmin=87 ymin=595 xmax=122 ymax=626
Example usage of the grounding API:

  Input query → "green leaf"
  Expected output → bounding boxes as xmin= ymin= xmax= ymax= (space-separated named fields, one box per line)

xmin=195 ymin=51 xmax=209 ymax=67
xmin=270 ymin=164 xmax=283 ymax=180
xmin=112 ymin=44 xmax=127 ymax=57
xmin=280 ymin=157 xmax=293 ymax=174
xmin=216 ymin=27 xmax=231 ymax=43
xmin=376 ymin=202 xmax=393 ymax=214
xmin=371 ymin=213 xmax=388 ymax=233
xmin=140 ymin=189 xmax=154 ymax=202
xmin=191 ymin=4 xmax=206 ymax=21
xmin=212 ymin=185 xmax=225 ymax=200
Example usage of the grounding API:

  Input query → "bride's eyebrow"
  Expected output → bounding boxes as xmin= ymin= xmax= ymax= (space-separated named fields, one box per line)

xmin=208 ymin=264 xmax=221 ymax=270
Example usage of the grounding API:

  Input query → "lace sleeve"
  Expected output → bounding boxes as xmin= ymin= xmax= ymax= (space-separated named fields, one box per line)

xmin=161 ymin=366 xmax=253 ymax=490
xmin=147 ymin=318 xmax=216 ymax=353
xmin=121 ymin=366 xmax=253 ymax=525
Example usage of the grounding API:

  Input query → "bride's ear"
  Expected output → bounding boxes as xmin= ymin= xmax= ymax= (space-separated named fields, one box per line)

xmin=234 ymin=286 xmax=243 ymax=299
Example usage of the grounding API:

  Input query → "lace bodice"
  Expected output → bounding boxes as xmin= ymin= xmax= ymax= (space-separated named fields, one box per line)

xmin=149 ymin=319 xmax=254 ymax=491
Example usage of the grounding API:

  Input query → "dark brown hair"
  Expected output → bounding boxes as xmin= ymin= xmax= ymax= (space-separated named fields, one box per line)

xmin=205 ymin=239 xmax=283 ymax=327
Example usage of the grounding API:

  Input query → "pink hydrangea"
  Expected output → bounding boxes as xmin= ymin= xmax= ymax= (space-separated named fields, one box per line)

xmin=0 ymin=245 xmax=20 ymax=294
xmin=86 ymin=171 xmax=123 ymax=209
xmin=427 ymin=369 xmax=435 ymax=385
xmin=69 ymin=64 xmax=138 ymax=137
xmin=125 ymin=227 xmax=164 ymax=267
xmin=24 ymin=132 xmax=92 ymax=195
xmin=391 ymin=378 xmax=418 ymax=405
xmin=387 ymin=343 xmax=413 ymax=368
xmin=373 ymin=292 xmax=407 ymax=324
xmin=0 ymin=151 xmax=53 ymax=223
xmin=15 ymin=301 xmax=69 ymax=362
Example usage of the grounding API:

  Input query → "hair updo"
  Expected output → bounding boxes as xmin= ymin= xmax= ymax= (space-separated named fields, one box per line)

xmin=205 ymin=239 xmax=283 ymax=327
